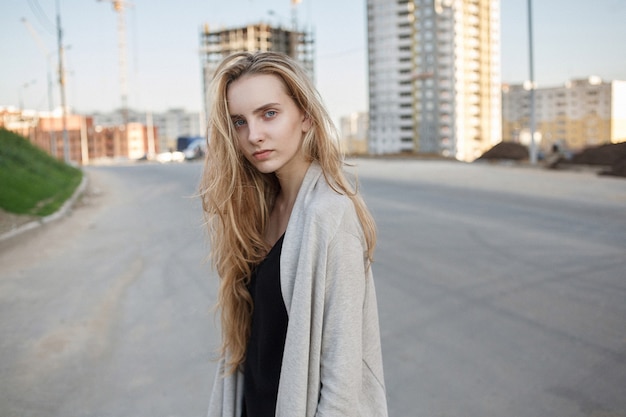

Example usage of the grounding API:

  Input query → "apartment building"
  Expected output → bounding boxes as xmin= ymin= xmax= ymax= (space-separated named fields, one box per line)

xmin=502 ymin=76 xmax=626 ymax=153
xmin=199 ymin=23 xmax=314 ymax=116
xmin=367 ymin=0 xmax=501 ymax=161
xmin=340 ymin=112 xmax=369 ymax=155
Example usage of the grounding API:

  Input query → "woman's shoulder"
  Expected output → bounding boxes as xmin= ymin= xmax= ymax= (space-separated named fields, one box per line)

xmin=305 ymin=175 xmax=362 ymax=235
xmin=306 ymin=170 xmax=354 ymax=211
xmin=289 ymin=163 xmax=362 ymax=237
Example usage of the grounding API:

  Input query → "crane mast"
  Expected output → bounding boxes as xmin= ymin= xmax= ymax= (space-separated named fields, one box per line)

xmin=99 ymin=0 xmax=130 ymax=126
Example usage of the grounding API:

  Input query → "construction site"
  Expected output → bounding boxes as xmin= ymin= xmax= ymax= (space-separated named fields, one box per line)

xmin=199 ymin=20 xmax=314 ymax=117
xmin=3 ymin=0 xmax=316 ymax=165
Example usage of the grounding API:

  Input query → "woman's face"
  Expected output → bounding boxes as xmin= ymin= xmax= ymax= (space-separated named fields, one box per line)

xmin=227 ymin=73 xmax=311 ymax=177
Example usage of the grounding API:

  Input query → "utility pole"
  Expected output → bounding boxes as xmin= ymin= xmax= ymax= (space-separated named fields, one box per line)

xmin=56 ymin=0 xmax=71 ymax=163
xmin=527 ymin=0 xmax=537 ymax=165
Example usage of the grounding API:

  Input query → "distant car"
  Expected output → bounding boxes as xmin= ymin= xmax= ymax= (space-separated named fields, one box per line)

xmin=183 ymin=138 xmax=207 ymax=160
xmin=155 ymin=151 xmax=185 ymax=163
xmin=177 ymin=135 xmax=203 ymax=152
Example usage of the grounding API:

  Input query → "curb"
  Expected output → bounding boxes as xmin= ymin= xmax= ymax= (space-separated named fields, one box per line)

xmin=0 ymin=173 xmax=89 ymax=242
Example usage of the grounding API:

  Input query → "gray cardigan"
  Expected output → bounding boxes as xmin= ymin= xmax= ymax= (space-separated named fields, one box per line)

xmin=207 ymin=163 xmax=388 ymax=417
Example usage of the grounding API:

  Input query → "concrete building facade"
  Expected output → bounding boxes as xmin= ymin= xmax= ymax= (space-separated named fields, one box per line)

xmin=502 ymin=77 xmax=626 ymax=153
xmin=367 ymin=0 xmax=501 ymax=161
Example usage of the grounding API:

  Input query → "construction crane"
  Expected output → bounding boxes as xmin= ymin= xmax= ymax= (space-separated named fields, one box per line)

xmin=291 ymin=0 xmax=301 ymax=30
xmin=98 ymin=0 xmax=131 ymax=126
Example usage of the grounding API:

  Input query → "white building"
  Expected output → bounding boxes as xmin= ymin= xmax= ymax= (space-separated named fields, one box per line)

xmin=151 ymin=109 xmax=203 ymax=151
xmin=92 ymin=108 xmax=203 ymax=153
xmin=367 ymin=0 xmax=501 ymax=161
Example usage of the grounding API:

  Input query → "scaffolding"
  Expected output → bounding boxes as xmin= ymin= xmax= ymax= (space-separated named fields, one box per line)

xmin=199 ymin=23 xmax=315 ymax=115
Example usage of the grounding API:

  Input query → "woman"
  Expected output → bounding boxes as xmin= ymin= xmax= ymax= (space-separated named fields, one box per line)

xmin=200 ymin=51 xmax=387 ymax=417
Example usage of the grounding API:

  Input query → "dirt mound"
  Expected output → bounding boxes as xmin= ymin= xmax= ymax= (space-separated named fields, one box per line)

xmin=477 ymin=142 xmax=528 ymax=161
xmin=570 ymin=142 xmax=626 ymax=165
xmin=476 ymin=141 xmax=626 ymax=177
xmin=569 ymin=142 xmax=626 ymax=177
xmin=605 ymin=157 xmax=626 ymax=177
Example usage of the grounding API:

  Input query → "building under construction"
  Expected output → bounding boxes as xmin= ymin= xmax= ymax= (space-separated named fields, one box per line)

xmin=199 ymin=23 xmax=314 ymax=116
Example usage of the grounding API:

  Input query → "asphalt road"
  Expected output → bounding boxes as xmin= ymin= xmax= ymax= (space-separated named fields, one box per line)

xmin=1 ymin=159 xmax=625 ymax=417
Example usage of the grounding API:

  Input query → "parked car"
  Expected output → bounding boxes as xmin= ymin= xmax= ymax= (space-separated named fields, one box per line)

xmin=183 ymin=138 xmax=207 ymax=160
xmin=177 ymin=135 xmax=204 ymax=152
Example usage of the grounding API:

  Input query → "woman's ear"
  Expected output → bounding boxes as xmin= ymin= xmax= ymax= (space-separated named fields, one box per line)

xmin=302 ymin=113 xmax=312 ymax=133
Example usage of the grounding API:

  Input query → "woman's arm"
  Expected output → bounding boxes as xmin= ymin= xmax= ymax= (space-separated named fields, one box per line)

xmin=316 ymin=227 xmax=367 ymax=416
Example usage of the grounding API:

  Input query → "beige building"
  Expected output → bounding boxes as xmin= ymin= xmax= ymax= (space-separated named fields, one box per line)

xmin=340 ymin=112 xmax=369 ymax=155
xmin=502 ymin=76 xmax=626 ymax=153
xmin=367 ymin=0 xmax=501 ymax=161
xmin=1 ymin=107 xmax=158 ymax=164
xmin=199 ymin=23 xmax=314 ymax=117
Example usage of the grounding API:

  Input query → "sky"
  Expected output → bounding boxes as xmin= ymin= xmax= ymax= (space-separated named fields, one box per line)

xmin=1 ymin=0 xmax=625 ymax=127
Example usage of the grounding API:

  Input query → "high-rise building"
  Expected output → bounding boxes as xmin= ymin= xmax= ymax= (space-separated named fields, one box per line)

xmin=367 ymin=0 xmax=501 ymax=161
xmin=199 ymin=23 xmax=314 ymax=117
xmin=502 ymin=77 xmax=626 ymax=153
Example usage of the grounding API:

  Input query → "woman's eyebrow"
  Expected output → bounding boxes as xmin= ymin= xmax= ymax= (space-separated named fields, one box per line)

xmin=229 ymin=103 xmax=281 ymax=119
xmin=252 ymin=103 xmax=281 ymax=114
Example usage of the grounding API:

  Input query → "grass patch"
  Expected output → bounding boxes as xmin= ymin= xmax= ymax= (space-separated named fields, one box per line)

xmin=0 ymin=128 xmax=83 ymax=217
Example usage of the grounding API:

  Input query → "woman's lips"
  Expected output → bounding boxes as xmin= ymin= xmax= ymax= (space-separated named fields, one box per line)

xmin=253 ymin=150 xmax=272 ymax=161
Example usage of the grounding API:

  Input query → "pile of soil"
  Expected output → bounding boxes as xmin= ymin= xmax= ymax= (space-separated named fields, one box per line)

xmin=477 ymin=141 xmax=626 ymax=178
xmin=476 ymin=142 xmax=528 ymax=161
xmin=568 ymin=142 xmax=626 ymax=177
xmin=608 ymin=158 xmax=626 ymax=177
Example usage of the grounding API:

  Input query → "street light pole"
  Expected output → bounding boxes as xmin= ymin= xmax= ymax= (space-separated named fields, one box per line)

xmin=18 ymin=80 xmax=36 ymax=111
xmin=527 ymin=0 xmax=537 ymax=165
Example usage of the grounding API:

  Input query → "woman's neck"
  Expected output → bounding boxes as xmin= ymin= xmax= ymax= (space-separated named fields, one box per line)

xmin=265 ymin=161 xmax=311 ymax=246
xmin=275 ymin=159 xmax=311 ymax=207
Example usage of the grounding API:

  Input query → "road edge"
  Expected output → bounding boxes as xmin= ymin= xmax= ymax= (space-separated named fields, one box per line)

xmin=0 ymin=173 xmax=89 ymax=242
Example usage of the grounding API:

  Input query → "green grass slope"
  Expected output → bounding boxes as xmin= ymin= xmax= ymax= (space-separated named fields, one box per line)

xmin=0 ymin=128 xmax=83 ymax=216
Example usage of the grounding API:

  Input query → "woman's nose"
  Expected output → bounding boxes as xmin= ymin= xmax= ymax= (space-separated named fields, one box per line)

xmin=247 ymin=120 xmax=264 ymax=144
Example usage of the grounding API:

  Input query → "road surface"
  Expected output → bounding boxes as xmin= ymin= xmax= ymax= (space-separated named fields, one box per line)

xmin=1 ymin=159 xmax=625 ymax=416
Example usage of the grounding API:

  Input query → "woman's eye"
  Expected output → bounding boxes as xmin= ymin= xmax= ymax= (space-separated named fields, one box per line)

xmin=233 ymin=119 xmax=246 ymax=128
xmin=264 ymin=110 xmax=277 ymax=118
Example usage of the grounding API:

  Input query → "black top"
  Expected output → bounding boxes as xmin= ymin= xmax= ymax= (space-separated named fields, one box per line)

xmin=242 ymin=234 xmax=288 ymax=417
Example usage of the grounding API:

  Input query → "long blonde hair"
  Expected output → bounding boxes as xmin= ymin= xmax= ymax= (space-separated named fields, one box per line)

xmin=199 ymin=51 xmax=376 ymax=374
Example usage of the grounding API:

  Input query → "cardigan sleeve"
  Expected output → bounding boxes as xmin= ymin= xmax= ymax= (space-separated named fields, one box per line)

xmin=207 ymin=358 xmax=244 ymax=417
xmin=315 ymin=214 xmax=367 ymax=416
